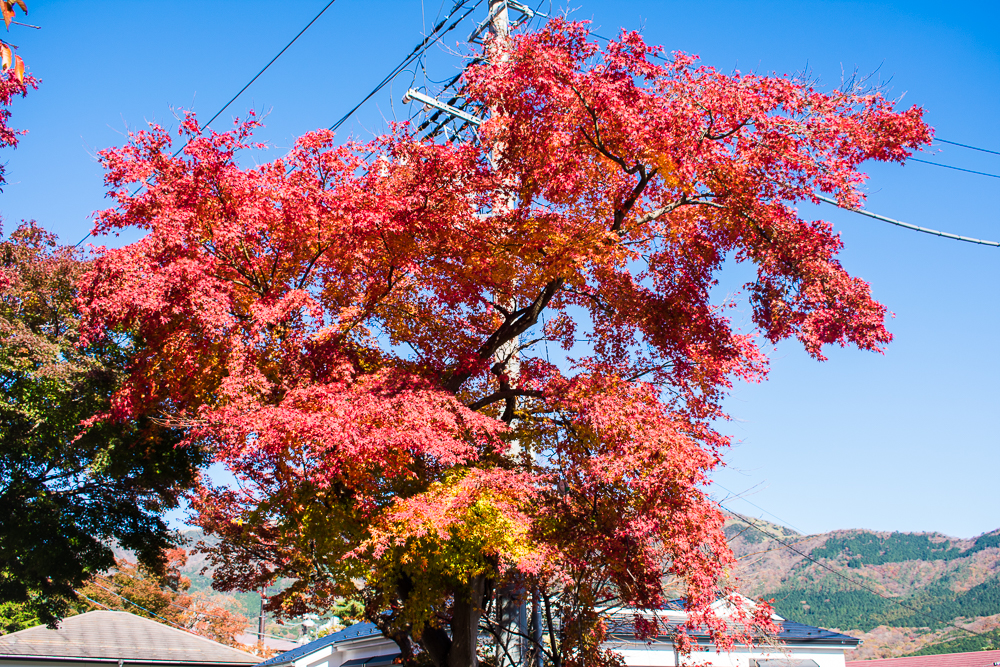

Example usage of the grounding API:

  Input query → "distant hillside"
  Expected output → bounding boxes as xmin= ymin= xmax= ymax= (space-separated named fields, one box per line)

xmin=727 ymin=517 xmax=1000 ymax=659
xmin=112 ymin=529 xmax=297 ymax=641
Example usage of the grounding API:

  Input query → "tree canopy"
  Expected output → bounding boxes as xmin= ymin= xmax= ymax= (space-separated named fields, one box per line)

xmin=78 ymin=20 xmax=930 ymax=667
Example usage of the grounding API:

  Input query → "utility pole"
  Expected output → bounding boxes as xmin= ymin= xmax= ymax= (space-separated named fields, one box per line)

xmin=482 ymin=6 xmax=545 ymax=667
xmin=482 ymin=4 xmax=527 ymax=667
xmin=400 ymin=2 xmax=545 ymax=664
xmin=257 ymin=588 xmax=266 ymax=646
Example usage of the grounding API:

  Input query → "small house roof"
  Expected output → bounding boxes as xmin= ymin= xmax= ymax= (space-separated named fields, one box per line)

xmin=258 ymin=623 xmax=382 ymax=667
xmin=607 ymin=618 xmax=861 ymax=647
xmin=0 ymin=610 xmax=262 ymax=665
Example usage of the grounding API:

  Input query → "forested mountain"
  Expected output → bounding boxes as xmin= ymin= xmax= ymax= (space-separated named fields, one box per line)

xmin=727 ymin=517 xmax=1000 ymax=659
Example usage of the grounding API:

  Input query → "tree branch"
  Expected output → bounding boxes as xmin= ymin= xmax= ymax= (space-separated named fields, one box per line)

xmin=444 ymin=278 xmax=564 ymax=394
xmin=467 ymin=389 xmax=545 ymax=411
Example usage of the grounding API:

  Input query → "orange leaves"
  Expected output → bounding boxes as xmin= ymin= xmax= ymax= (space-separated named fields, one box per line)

xmin=1 ymin=1 xmax=26 ymax=31
xmin=0 ymin=4 xmax=14 ymax=31
xmin=0 ymin=44 xmax=22 ymax=82
xmin=0 ymin=0 xmax=31 ymax=181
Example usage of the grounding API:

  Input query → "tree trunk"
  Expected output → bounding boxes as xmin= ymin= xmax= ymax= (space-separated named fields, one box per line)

xmin=448 ymin=574 xmax=486 ymax=667
xmin=415 ymin=575 xmax=487 ymax=667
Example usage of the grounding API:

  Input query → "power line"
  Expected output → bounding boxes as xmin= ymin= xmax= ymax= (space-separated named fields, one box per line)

xmin=73 ymin=0 xmax=340 ymax=249
xmin=74 ymin=590 xmax=115 ymax=612
xmin=201 ymin=0 xmax=340 ymax=133
xmin=93 ymin=572 xmax=238 ymax=624
xmin=327 ymin=0 xmax=484 ymax=133
xmin=83 ymin=579 xmax=272 ymax=638
xmin=724 ymin=508 xmax=990 ymax=641
xmin=935 ymin=138 xmax=1000 ymax=157
xmin=908 ymin=157 xmax=1000 ymax=179
xmin=82 ymin=581 xmax=192 ymax=631
xmin=713 ymin=481 xmax=804 ymax=534
xmin=814 ymin=194 xmax=1000 ymax=247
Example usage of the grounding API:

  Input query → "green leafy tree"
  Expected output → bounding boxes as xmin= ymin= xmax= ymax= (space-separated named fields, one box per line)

xmin=0 ymin=221 xmax=207 ymax=628
xmin=0 ymin=601 xmax=40 ymax=634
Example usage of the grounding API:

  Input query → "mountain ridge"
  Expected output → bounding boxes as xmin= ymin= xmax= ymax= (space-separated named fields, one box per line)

xmin=727 ymin=516 xmax=1000 ymax=659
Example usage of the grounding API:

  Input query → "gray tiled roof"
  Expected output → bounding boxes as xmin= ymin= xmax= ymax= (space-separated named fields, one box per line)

xmin=0 ymin=610 xmax=262 ymax=664
xmin=607 ymin=617 xmax=860 ymax=647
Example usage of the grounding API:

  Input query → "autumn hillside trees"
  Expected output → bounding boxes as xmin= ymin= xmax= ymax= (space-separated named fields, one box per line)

xmin=78 ymin=20 xmax=931 ymax=667
xmin=75 ymin=549 xmax=248 ymax=647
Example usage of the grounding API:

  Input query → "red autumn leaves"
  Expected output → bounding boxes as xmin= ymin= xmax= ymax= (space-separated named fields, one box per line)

xmin=75 ymin=20 xmax=931 ymax=665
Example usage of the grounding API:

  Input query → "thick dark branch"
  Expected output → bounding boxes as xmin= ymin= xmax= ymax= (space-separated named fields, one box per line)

xmin=467 ymin=388 xmax=545 ymax=411
xmin=295 ymin=244 xmax=331 ymax=291
xmin=568 ymin=84 xmax=647 ymax=177
xmin=444 ymin=278 xmax=564 ymax=394
xmin=544 ymin=593 xmax=561 ymax=667
xmin=564 ymin=86 xmax=659 ymax=234
xmin=705 ymin=117 xmax=751 ymax=141
xmin=611 ymin=165 xmax=658 ymax=234
xmin=634 ymin=193 xmax=725 ymax=226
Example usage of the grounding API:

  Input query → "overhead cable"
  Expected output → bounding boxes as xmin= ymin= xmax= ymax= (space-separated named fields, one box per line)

xmin=74 ymin=590 xmax=116 ymax=612
xmin=814 ymin=194 xmax=1000 ymax=247
xmin=327 ymin=0 xmax=484 ymax=133
xmin=908 ymin=157 xmax=1000 ymax=180
xmin=74 ymin=0 xmax=340 ymax=248
xmin=93 ymin=572 xmax=236 ymax=624
xmin=935 ymin=138 xmax=1000 ymax=156
xmin=200 ymin=0 xmax=340 ymax=133
xmin=82 ymin=581 xmax=192 ymax=631
xmin=713 ymin=481 xmax=804 ymax=534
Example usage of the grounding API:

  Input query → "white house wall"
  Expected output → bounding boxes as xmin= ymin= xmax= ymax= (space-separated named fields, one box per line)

xmin=294 ymin=636 xmax=399 ymax=667
xmin=608 ymin=639 xmax=852 ymax=667
xmin=287 ymin=636 xmax=850 ymax=667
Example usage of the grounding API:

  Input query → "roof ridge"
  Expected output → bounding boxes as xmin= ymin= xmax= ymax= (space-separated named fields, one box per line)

xmin=0 ymin=610 xmax=261 ymax=663
xmin=71 ymin=611 xmax=258 ymax=657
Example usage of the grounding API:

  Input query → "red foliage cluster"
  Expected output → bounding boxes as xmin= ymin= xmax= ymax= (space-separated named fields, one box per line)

xmin=0 ymin=68 xmax=35 ymax=188
xmin=78 ymin=20 xmax=930 ymax=667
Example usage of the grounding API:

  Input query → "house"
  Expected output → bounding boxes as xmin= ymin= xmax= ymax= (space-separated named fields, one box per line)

xmin=846 ymin=649 xmax=1000 ymax=667
xmin=258 ymin=602 xmax=860 ymax=667
xmin=0 ymin=609 xmax=262 ymax=667
xmin=257 ymin=623 xmax=394 ymax=667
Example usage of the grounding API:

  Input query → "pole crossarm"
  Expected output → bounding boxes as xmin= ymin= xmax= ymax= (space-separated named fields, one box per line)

xmin=403 ymin=89 xmax=483 ymax=126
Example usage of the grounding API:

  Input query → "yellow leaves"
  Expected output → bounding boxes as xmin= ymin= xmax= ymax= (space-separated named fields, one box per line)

xmin=361 ymin=476 xmax=540 ymax=637
xmin=648 ymin=152 xmax=683 ymax=189
xmin=370 ymin=471 xmax=539 ymax=586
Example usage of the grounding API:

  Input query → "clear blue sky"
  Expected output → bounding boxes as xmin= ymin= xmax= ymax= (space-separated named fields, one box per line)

xmin=4 ymin=1 xmax=997 ymax=538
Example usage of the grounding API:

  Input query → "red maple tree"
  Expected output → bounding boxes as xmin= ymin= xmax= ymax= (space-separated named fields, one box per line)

xmin=79 ymin=20 xmax=930 ymax=667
